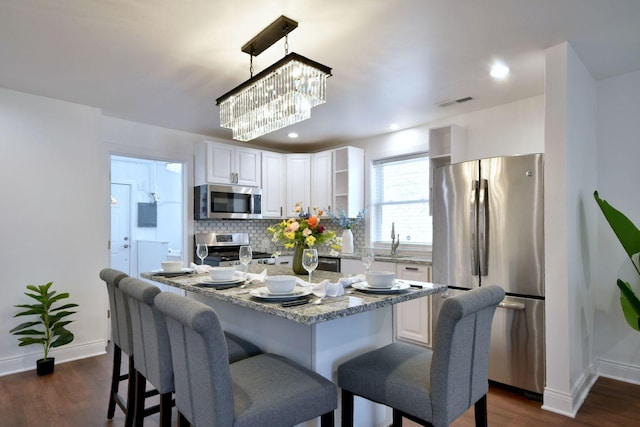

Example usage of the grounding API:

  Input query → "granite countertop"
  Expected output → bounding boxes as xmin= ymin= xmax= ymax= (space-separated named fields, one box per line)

xmin=276 ymin=252 xmax=432 ymax=265
xmin=141 ymin=264 xmax=445 ymax=326
xmin=339 ymin=253 xmax=432 ymax=265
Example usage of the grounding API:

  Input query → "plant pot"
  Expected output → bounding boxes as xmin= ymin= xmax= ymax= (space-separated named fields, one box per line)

xmin=292 ymin=245 xmax=308 ymax=275
xmin=37 ymin=357 xmax=55 ymax=376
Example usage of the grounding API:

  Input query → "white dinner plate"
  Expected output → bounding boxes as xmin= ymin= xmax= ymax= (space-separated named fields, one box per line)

xmin=352 ymin=282 xmax=410 ymax=293
xmin=152 ymin=268 xmax=193 ymax=274
xmin=204 ymin=276 xmax=245 ymax=284
xmin=197 ymin=277 xmax=245 ymax=286
xmin=249 ymin=287 xmax=312 ymax=301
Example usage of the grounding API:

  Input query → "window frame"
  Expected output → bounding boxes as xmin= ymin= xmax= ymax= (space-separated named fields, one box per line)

xmin=369 ymin=152 xmax=432 ymax=253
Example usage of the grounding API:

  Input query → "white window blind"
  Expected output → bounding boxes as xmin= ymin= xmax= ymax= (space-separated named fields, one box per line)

xmin=371 ymin=153 xmax=432 ymax=246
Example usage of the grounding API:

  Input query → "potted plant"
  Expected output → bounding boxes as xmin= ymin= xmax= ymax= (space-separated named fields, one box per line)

xmin=594 ymin=191 xmax=640 ymax=331
xmin=267 ymin=203 xmax=341 ymax=274
xmin=10 ymin=282 xmax=78 ymax=375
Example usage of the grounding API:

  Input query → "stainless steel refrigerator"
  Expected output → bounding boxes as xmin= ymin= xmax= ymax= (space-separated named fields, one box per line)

xmin=432 ymin=153 xmax=545 ymax=395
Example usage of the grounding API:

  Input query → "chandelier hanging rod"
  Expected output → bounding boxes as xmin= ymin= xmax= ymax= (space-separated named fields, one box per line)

xmin=241 ymin=15 xmax=298 ymax=56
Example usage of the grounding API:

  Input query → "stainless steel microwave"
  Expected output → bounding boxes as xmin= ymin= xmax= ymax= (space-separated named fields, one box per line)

xmin=194 ymin=184 xmax=262 ymax=220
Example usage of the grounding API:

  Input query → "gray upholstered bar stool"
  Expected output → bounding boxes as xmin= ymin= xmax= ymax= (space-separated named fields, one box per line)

xmin=155 ymin=291 xmax=338 ymax=427
xmin=338 ymin=286 xmax=505 ymax=427
xmin=119 ymin=277 xmax=263 ymax=426
xmin=99 ymin=268 xmax=135 ymax=427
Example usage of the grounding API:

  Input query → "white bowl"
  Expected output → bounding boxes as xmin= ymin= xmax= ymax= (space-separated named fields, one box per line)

xmin=209 ymin=266 xmax=236 ymax=281
xmin=366 ymin=271 xmax=396 ymax=288
xmin=161 ymin=261 xmax=183 ymax=272
xmin=265 ymin=275 xmax=297 ymax=294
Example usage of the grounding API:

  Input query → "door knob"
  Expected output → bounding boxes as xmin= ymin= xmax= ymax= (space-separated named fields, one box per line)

xmin=124 ymin=244 xmax=129 ymax=248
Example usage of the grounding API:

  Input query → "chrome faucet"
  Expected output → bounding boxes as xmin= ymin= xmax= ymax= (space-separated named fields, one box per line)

xmin=390 ymin=222 xmax=400 ymax=255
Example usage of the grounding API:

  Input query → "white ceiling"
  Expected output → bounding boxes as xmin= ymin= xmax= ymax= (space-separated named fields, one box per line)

xmin=1 ymin=0 xmax=640 ymax=151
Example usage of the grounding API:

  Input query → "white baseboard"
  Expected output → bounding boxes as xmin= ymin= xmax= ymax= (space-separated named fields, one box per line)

xmin=598 ymin=358 xmax=640 ymax=385
xmin=542 ymin=367 xmax=597 ymax=417
xmin=0 ymin=340 xmax=107 ymax=377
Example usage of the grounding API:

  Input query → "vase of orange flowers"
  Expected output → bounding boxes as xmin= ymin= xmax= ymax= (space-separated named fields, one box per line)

xmin=267 ymin=203 xmax=341 ymax=274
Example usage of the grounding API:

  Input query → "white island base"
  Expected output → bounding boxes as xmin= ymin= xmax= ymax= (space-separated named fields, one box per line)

xmin=191 ymin=292 xmax=394 ymax=427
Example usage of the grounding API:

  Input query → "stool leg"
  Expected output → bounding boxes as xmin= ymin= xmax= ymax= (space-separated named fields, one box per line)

xmin=320 ymin=411 xmax=335 ymax=427
xmin=124 ymin=356 xmax=136 ymax=427
xmin=341 ymin=389 xmax=354 ymax=427
xmin=178 ymin=411 xmax=191 ymax=427
xmin=474 ymin=394 xmax=488 ymax=427
xmin=392 ymin=409 xmax=403 ymax=426
xmin=133 ymin=370 xmax=147 ymax=427
xmin=159 ymin=392 xmax=173 ymax=427
xmin=107 ymin=345 xmax=122 ymax=419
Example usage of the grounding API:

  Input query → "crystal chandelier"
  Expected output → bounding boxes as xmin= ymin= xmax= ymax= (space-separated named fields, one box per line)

xmin=216 ymin=16 xmax=332 ymax=142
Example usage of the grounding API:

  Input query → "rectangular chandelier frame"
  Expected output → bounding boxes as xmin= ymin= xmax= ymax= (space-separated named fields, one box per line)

xmin=216 ymin=52 xmax=332 ymax=141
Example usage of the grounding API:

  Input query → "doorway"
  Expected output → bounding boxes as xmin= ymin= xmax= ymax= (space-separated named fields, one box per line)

xmin=110 ymin=155 xmax=185 ymax=277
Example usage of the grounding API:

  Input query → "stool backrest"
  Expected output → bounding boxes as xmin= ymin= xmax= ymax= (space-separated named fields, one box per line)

xmin=119 ymin=277 xmax=174 ymax=394
xmin=155 ymin=292 xmax=234 ymax=426
xmin=99 ymin=268 xmax=132 ymax=355
xmin=430 ymin=285 xmax=505 ymax=426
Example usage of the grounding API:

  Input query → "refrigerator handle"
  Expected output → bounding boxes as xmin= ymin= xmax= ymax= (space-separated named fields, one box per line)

xmin=479 ymin=179 xmax=489 ymax=276
xmin=498 ymin=301 xmax=526 ymax=311
xmin=471 ymin=180 xmax=479 ymax=275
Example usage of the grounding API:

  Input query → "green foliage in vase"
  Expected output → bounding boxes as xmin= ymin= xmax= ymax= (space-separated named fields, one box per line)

xmin=10 ymin=282 xmax=78 ymax=360
xmin=594 ymin=191 xmax=640 ymax=331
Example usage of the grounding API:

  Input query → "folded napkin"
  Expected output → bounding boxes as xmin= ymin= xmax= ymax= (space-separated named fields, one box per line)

xmin=297 ymin=279 xmax=345 ymax=297
xmin=242 ymin=269 xmax=267 ymax=284
xmin=338 ymin=274 xmax=365 ymax=287
xmin=190 ymin=263 xmax=212 ymax=274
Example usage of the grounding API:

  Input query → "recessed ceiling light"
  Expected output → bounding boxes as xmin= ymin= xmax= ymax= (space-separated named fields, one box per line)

xmin=288 ymin=132 xmax=299 ymax=138
xmin=490 ymin=62 xmax=510 ymax=79
xmin=389 ymin=123 xmax=399 ymax=130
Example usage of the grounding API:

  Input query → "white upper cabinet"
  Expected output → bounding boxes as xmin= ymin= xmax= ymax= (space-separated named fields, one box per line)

xmin=333 ymin=146 xmax=364 ymax=218
xmin=261 ymin=151 xmax=286 ymax=218
xmin=285 ymin=153 xmax=311 ymax=216
xmin=194 ymin=141 xmax=261 ymax=187
xmin=311 ymin=149 xmax=333 ymax=214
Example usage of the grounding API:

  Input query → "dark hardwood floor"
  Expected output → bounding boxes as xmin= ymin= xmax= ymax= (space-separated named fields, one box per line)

xmin=1 ymin=346 xmax=639 ymax=426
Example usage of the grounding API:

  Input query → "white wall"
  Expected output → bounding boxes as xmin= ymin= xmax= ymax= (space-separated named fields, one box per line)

xmin=543 ymin=42 xmax=598 ymax=417
xmin=595 ymin=69 xmax=640 ymax=382
xmin=0 ymin=88 xmax=109 ymax=375
xmin=350 ymin=95 xmax=545 ymax=247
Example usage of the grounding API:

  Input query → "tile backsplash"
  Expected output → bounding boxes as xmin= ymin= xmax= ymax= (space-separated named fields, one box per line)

xmin=194 ymin=219 xmax=365 ymax=256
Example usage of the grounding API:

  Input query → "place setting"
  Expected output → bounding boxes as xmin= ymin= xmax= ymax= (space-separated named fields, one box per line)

xmin=248 ymin=275 xmax=313 ymax=302
xmin=151 ymin=261 xmax=194 ymax=277
xmin=351 ymin=271 xmax=411 ymax=294
xmin=195 ymin=266 xmax=246 ymax=289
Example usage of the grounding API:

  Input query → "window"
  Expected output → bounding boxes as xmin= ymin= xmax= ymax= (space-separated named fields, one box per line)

xmin=371 ymin=153 xmax=432 ymax=247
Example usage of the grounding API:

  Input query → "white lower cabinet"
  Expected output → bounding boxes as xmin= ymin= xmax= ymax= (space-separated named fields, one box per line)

xmin=395 ymin=263 xmax=433 ymax=347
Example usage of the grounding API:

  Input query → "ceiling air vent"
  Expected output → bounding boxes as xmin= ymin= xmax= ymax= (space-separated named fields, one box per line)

xmin=437 ymin=96 xmax=474 ymax=107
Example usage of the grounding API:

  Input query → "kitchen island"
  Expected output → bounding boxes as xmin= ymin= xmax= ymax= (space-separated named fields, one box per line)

xmin=142 ymin=265 xmax=445 ymax=427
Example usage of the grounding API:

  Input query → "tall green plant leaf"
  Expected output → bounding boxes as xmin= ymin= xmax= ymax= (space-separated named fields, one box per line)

xmin=594 ymin=191 xmax=640 ymax=273
xmin=595 ymin=191 xmax=640 ymax=332
xmin=617 ymin=280 xmax=640 ymax=331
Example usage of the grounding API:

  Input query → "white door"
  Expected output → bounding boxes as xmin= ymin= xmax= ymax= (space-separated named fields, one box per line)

xmin=110 ymin=183 xmax=131 ymax=274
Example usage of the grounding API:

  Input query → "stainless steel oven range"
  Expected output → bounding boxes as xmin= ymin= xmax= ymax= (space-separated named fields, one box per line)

xmin=194 ymin=232 xmax=274 ymax=267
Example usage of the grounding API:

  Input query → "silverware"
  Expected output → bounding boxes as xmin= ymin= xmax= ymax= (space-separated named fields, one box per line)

xmin=281 ymin=299 xmax=310 ymax=308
